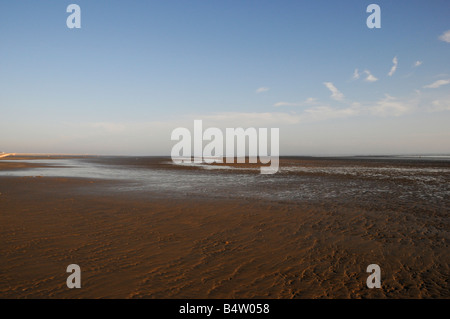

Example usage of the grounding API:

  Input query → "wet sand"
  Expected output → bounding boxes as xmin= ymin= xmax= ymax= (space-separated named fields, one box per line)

xmin=0 ymin=157 xmax=448 ymax=298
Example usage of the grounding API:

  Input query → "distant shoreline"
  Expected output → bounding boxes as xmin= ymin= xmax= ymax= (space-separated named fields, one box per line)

xmin=2 ymin=154 xmax=450 ymax=165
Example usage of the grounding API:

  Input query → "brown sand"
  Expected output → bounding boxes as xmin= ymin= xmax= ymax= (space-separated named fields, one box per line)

xmin=0 ymin=159 xmax=448 ymax=298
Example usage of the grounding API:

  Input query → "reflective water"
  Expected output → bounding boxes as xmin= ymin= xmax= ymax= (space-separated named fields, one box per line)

xmin=1 ymin=157 xmax=449 ymax=208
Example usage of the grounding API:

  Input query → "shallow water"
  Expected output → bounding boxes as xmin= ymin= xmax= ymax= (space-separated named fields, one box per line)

xmin=1 ymin=157 xmax=449 ymax=210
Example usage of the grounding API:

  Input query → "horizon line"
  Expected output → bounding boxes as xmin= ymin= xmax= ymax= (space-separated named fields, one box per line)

xmin=2 ymin=152 xmax=450 ymax=158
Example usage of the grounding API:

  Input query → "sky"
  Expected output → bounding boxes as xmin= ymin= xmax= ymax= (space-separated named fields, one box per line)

xmin=1 ymin=0 xmax=449 ymax=156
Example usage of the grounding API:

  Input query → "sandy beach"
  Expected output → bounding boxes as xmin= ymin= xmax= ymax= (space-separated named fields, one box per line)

xmin=0 ymin=156 xmax=448 ymax=298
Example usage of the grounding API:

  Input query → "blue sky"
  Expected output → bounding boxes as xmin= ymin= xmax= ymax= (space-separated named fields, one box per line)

xmin=1 ymin=0 xmax=449 ymax=155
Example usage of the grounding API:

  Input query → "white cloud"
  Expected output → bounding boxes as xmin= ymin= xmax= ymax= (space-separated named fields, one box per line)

xmin=255 ymin=87 xmax=269 ymax=93
xmin=305 ymin=97 xmax=317 ymax=104
xmin=199 ymin=112 xmax=301 ymax=126
xmin=364 ymin=70 xmax=378 ymax=82
xmin=430 ymin=99 xmax=450 ymax=112
xmin=274 ymin=97 xmax=317 ymax=107
xmin=414 ymin=61 xmax=422 ymax=67
xmin=200 ymin=97 xmax=414 ymax=125
xmin=323 ymin=82 xmax=344 ymax=101
xmin=353 ymin=68 xmax=360 ymax=80
xmin=303 ymin=105 xmax=360 ymax=121
xmin=274 ymin=102 xmax=297 ymax=107
xmin=423 ymin=79 xmax=450 ymax=89
xmin=438 ymin=30 xmax=450 ymax=43
xmin=388 ymin=56 xmax=398 ymax=76
xmin=369 ymin=94 xmax=411 ymax=117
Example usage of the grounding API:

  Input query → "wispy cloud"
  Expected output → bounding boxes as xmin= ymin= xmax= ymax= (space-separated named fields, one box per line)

xmin=274 ymin=97 xmax=317 ymax=107
xmin=438 ymin=30 xmax=450 ymax=43
xmin=369 ymin=94 xmax=411 ymax=117
xmin=413 ymin=61 xmax=422 ymax=67
xmin=353 ymin=68 xmax=360 ymax=80
xmin=200 ymin=112 xmax=301 ymax=126
xmin=323 ymin=82 xmax=344 ymax=101
xmin=304 ymin=97 xmax=317 ymax=104
xmin=364 ymin=70 xmax=378 ymax=82
xmin=274 ymin=102 xmax=298 ymax=107
xmin=299 ymin=94 xmax=415 ymax=121
xmin=430 ymin=99 xmax=450 ymax=112
xmin=423 ymin=79 xmax=450 ymax=89
xmin=255 ymin=87 xmax=269 ymax=93
xmin=388 ymin=56 xmax=398 ymax=76
xmin=303 ymin=105 xmax=360 ymax=121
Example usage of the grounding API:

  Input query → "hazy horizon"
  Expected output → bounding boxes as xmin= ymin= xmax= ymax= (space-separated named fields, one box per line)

xmin=2 ymin=152 xmax=450 ymax=158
